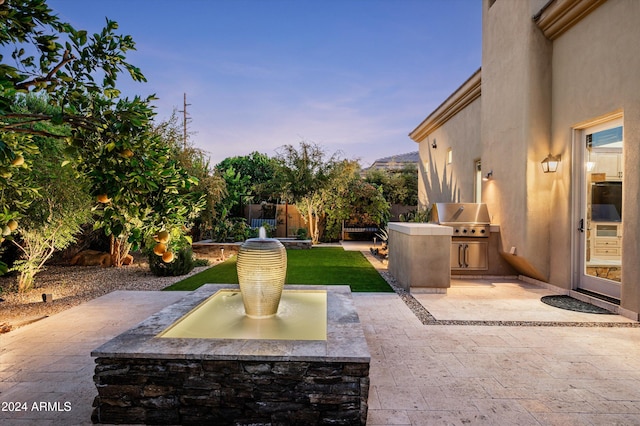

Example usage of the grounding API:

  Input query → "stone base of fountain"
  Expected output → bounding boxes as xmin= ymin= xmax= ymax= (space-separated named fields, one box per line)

xmin=91 ymin=284 xmax=370 ymax=425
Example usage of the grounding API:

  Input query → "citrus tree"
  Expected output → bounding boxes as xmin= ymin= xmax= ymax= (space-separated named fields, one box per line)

xmin=0 ymin=0 xmax=145 ymax=138
xmin=0 ymin=132 xmax=39 ymax=274
xmin=1 ymin=0 xmax=146 ymax=272
xmin=73 ymin=97 xmax=206 ymax=266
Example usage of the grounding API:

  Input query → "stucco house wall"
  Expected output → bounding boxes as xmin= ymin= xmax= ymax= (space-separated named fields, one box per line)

xmin=417 ymin=98 xmax=482 ymax=207
xmin=410 ymin=0 xmax=640 ymax=318
xmin=548 ymin=0 xmax=640 ymax=314
xmin=481 ymin=0 xmax=553 ymax=281
xmin=412 ymin=71 xmax=482 ymax=207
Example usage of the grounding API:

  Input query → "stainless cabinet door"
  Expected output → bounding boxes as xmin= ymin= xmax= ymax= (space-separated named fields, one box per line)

xmin=464 ymin=241 xmax=488 ymax=270
xmin=450 ymin=243 xmax=463 ymax=269
xmin=450 ymin=241 xmax=488 ymax=270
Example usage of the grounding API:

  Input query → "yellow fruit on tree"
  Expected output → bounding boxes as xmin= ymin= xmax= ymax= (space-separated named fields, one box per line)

xmin=153 ymin=243 xmax=167 ymax=256
xmin=162 ymin=251 xmax=175 ymax=263
xmin=97 ymin=194 xmax=111 ymax=203
xmin=7 ymin=219 xmax=18 ymax=231
xmin=156 ymin=230 xmax=170 ymax=244
xmin=121 ymin=149 xmax=134 ymax=158
xmin=11 ymin=155 xmax=24 ymax=166
xmin=2 ymin=226 xmax=10 ymax=236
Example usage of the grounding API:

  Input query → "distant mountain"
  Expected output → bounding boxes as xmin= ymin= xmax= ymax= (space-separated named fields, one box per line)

xmin=364 ymin=151 xmax=419 ymax=171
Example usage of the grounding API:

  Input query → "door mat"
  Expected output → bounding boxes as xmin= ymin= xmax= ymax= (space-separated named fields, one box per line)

xmin=541 ymin=295 xmax=614 ymax=314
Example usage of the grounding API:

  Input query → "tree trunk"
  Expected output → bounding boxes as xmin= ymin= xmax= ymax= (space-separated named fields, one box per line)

xmin=307 ymin=210 xmax=315 ymax=244
xmin=312 ymin=213 xmax=320 ymax=244
xmin=110 ymin=235 xmax=132 ymax=267
xmin=17 ymin=269 xmax=36 ymax=293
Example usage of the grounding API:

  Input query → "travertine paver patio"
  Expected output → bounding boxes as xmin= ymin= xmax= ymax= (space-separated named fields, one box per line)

xmin=360 ymin=281 xmax=640 ymax=425
xmin=412 ymin=279 xmax=634 ymax=324
xmin=2 ymin=272 xmax=640 ymax=424
xmin=0 ymin=291 xmax=187 ymax=425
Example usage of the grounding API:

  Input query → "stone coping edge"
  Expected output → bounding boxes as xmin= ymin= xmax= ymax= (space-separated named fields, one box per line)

xmin=91 ymin=284 xmax=371 ymax=363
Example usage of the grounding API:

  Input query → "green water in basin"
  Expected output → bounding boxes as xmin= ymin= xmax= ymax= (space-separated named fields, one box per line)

xmin=158 ymin=289 xmax=327 ymax=341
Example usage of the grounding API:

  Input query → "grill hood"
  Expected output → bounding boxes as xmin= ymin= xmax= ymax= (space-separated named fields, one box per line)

xmin=431 ymin=203 xmax=491 ymax=237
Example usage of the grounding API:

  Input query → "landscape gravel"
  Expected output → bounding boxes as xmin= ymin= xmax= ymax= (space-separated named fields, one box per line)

xmin=0 ymin=259 xmax=214 ymax=333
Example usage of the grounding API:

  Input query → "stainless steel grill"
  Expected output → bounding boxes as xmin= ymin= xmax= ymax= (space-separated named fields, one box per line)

xmin=431 ymin=203 xmax=491 ymax=271
xmin=431 ymin=203 xmax=490 ymax=238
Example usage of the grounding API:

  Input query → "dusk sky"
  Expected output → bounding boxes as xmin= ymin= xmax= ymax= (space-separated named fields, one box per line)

xmin=48 ymin=0 xmax=482 ymax=167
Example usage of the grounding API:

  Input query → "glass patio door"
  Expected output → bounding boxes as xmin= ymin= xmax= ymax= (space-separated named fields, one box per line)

xmin=577 ymin=118 xmax=623 ymax=299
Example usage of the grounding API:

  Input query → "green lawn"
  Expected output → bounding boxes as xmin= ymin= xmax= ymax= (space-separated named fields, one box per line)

xmin=163 ymin=247 xmax=393 ymax=292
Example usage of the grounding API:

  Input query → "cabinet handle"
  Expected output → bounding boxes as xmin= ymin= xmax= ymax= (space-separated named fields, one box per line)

xmin=464 ymin=244 xmax=469 ymax=268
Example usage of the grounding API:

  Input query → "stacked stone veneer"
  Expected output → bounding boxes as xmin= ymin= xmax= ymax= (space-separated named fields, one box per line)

xmin=92 ymin=358 xmax=368 ymax=425
xmin=91 ymin=285 xmax=370 ymax=425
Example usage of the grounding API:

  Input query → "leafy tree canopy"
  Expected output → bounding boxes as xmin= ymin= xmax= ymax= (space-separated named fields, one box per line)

xmin=71 ymin=97 xmax=206 ymax=266
xmin=215 ymin=152 xmax=281 ymax=201
xmin=1 ymin=0 xmax=149 ymax=254
xmin=151 ymin=110 xmax=226 ymax=237
xmin=275 ymin=142 xmax=345 ymax=243
xmin=276 ymin=141 xmax=339 ymax=203
xmin=365 ymin=164 xmax=418 ymax=206
xmin=10 ymin=132 xmax=93 ymax=291
xmin=0 ymin=0 xmax=145 ymax=143
xmin=0 ymin=1 xmax=210 ymax=270
xmin=1 ymin=0 xmax=146 ymax=157
xmin=323 ymin=160 xmax=390 ymax=240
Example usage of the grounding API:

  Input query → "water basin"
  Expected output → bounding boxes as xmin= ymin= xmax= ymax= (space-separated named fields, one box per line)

xmin=158 ymin=289 xmax=327 ymax=340
xmin=92 ymin=285 xmax=369 ymax=424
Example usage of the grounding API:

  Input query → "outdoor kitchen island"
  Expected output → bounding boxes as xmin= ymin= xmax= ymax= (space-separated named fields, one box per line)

xmin=431 ymin=203 xmax=516 ymax=277
xmin=387 ymin=222 xmax=452 ymax=292
xmin=388 ymin=204 xmax=517 ymax=292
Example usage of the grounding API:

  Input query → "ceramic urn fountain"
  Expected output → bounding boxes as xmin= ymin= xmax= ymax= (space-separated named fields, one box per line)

xmin=236 ymin=227 xmax=287 ymax=318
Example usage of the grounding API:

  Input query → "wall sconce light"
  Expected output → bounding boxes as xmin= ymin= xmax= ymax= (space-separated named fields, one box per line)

xmin=431 ymin=139 xmax=437 ymax=149
xmin=586 ymin=161 xmax=595 ymax=172
xmin=541 ymin=154 xmax=561 ymax=173
xmin=482 ymin=170 xmax=493 ymax=181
